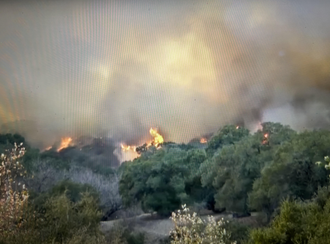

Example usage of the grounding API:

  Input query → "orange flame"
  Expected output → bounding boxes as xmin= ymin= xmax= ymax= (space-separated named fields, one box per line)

xmin=45 ymin=146 xmax=52 ymax=151
xmin=262 ymin=133 xmax=269 ymax=145
xmin=57 ymin=137 xmax=73 ymax=152
xmin=121 ymin=127 xmax=164 ymax=155
xmin=121 ymin=144 xmax=137 ymax=152
xmin=149 ymin=128 xmax=164 ymax=147
xmin=200 ymin=138 xmax=207 ymax=144
xmin=236 ymin=126 xmax=239 ymax=129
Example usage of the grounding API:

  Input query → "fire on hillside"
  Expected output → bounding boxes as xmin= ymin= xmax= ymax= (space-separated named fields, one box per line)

xmin=44 ymin=137 xmax=74 ymax=152
xmin=120 ymin=128 xmax=164 ymax=155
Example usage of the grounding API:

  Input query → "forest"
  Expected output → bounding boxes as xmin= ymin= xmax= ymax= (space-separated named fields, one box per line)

xmin=1 ymin=122 xmax=330 ymax=244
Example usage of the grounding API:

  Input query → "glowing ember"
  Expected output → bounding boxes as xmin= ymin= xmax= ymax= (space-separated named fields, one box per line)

xmin=264 ymin=133 xmax=269 ymax=138
xmin=200 ymin=138 xmax=207 ymax=144
xmin=57 ymin=137 xmax=73 ymax=152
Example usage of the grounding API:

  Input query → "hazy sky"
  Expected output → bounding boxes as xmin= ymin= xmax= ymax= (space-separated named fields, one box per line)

xmin=1 ymin=0 xmax=330 ymax=148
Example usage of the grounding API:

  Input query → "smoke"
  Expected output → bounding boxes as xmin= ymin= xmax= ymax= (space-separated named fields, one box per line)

xmin=1 ymin=0 xmax=330 ymax=149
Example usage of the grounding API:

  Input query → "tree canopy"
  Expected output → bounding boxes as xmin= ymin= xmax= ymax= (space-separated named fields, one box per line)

xmin=119 ymin=122 xmax=330 ymax=219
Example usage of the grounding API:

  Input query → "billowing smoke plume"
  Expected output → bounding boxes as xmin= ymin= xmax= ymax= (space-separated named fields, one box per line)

xmin=1 ymin=0 xmax=330 ymax=149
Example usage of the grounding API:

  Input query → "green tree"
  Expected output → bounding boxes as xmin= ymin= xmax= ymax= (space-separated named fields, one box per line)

xmin=206 ymin=125 xmax=250 ymax=157
xmin=29 ymin=180 xmax=100 ymax=211
xmin=249 ymin=193 xmax=330 ymax=244
xmin=249 ymin=130 xmax=330 ymax=219
xmin=120 ymin=146 xmax=208 ymax=216
xmin=200 ymin=123 xmax=295 ymax=214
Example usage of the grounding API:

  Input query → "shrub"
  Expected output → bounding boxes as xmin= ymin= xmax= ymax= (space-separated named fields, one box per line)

xmin=125 ymin=231 xmax=145 ymax=244
xmin=26 ymin=161 xmax=122 ymax=219
xmin=66 ymin=166 xmax=122 ymax=217
xmin=0 ymin=143 xmax=28 ymax=239
xmin=169 ymin=204 xmax=236 ymax=244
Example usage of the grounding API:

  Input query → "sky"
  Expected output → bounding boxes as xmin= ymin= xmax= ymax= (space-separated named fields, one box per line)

xmin=0 ymin=0 xmax=330 ymax=149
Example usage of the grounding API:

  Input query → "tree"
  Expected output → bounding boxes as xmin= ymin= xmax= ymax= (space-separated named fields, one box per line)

xmin=66 ymin=166 xmax=122 ymax=219
xmin=119 ymin=146 xmax=208 ymax=216
xmin=249 ymin=130 xmax=330 ymax=219
xmin=199 ymin=122 xmax=297 ymax=215
xmin=249 ymin=194 xmax=330 ymax=244
xmin=41 ymin=192 xmax=103 ymax=243
xmin=0 ymin=143 xmax=28 ymax=238
xmin=206 ymin=125 xmax=250 ymax=157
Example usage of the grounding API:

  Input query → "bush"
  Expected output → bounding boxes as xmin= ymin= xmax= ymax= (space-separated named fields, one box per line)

xmin=0 ymin=143 xmax=28 ymax=239
xmin=49 ymin=180 xmax=99 ymax=203
xmin=66 ymin=166 xmax=122 ymax=218
xmin=169 ymin=204 xmax=236 ymax=244
xmin=25 ymin=160 xmax=122 ymax=219
xmin=105 ymin=219 xmax=146 ymax=244
xmin=1 ymin=150 xmax=106 ymax=244
xmin=248 ymin=196 xmax=330 ymax=244
xmin=124 ymin=231 xmax=145 ymax=244
xmin=223 ymin=221 xmax=250 ymax=244
xmin=106 ymin=220 xmax=128 ymax=244
xmin=65 ymin=226 xmax=107 ymax=244
xmin=40 ymin=191 xmax=103 ymax=243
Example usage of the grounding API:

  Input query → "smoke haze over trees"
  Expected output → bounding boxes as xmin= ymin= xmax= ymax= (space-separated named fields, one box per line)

xmin=2 ymin=1 xmax=330 ymax=243
xmin=1 ymin=0 xmax=330 ymax=150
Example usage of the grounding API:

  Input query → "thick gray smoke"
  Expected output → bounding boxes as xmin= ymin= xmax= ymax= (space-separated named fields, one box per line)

xmin=0 ymin=0 xmax=330 ymax=149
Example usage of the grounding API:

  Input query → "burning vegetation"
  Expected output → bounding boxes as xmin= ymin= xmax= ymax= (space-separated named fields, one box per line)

xmin=121 ymin=127 xmax=164 ymax=155
xmin=120 ymin=144 xmax=137 ymax=152
xmin=262 ymin=133 xmax=269 ymax=145
xmin=44 ymin=137 xmax=74 ymax=152
xmin=57 ymin=137 xmax=73 ymax=152
xmin=200 ymin=138 xmax=208 ymax=144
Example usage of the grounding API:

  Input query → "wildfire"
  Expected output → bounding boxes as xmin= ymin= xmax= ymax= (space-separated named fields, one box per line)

xmin=57 ymin=137 xmax=73 ymax=152
xmin=200 ymin=138 xmax=207 ymax=144
xmin=121 ymin=127 xmax=164 ymax=154
xmin=262 ymin=133 xmax=269 ymax=145
xmin=236 ymin=126 xmax=239 ymax=129
xmin=121 ymin=144 xmax=137 ymax=152
xmin=45 ymin=146 xmax=52 ymax=151
xmin=148 ymin=128 xmax=164 ymax=147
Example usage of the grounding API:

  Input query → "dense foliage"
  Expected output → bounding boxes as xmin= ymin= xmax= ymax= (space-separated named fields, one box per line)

xmin=3 ymin=120 xmax=330 ymax=243
xmin=119 ymin=146 xmax=207 ymax=216
xmin=249 ymin=187 xmax=330 ymax=244
xmin=0 ymin=143 xmax=107 ymax=244
xmin=120 ymin=122 xmax=330 ymax=219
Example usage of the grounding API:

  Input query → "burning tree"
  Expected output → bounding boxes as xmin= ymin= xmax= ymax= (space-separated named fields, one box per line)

xmin=121 ymin=127 xmax=164 ymax=156
xmin=0 ymin=143 xmax=28 ymax=235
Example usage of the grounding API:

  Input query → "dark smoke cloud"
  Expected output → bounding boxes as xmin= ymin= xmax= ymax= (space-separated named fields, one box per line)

xmin=1 ymin=0 xmax=330 ymax=149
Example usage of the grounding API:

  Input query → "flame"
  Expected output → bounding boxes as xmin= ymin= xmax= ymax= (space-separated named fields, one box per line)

xmin=121 ymin=127 xmax=164 ymax=156
xmin=262 ymin=133 xmax=269 ymax=145
xmin=236 ymin=126 xmax=239 ymax=129
xmin=200 ymin=138 xmax=207 ymax=144
xmin=44 ymin=146 xmax=52 ymax=151
xmin=121 ymin=144 xmax=136 ymax=152
xmin=57 ymin=137 xmax=73 ymax=152
xmin=149 ymin=128 xmax=164 ymax=147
